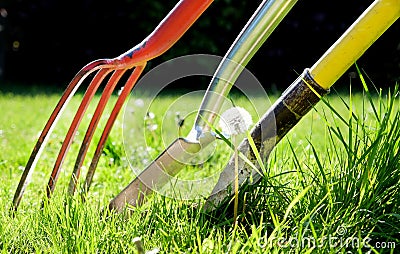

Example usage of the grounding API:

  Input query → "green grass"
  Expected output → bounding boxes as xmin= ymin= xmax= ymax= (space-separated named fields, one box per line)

xmin=0 ymin=75 xmax=399 ymax=253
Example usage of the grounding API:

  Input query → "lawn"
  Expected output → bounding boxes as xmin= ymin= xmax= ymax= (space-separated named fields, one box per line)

xmin=0 ymin=76 xmax=399 ymax=253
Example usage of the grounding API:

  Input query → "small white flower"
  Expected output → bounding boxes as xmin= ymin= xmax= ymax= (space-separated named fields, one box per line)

xmin=147 ymin=123 xmax=158 ymax=131
xmin=219 ymin=106 xmax=253 ymax=136
xmin=145 ymin=111 xmax=155 ymax=120
xmin=117 ymin=86 xmax=124 ymax=96
xmin=134 ymin=99 xmax=144 ymax=107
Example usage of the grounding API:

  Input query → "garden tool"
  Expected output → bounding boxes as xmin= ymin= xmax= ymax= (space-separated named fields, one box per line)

xmin=204 ymin=0 xmax=400 ymax=210
xmin=111 ymin=0 xmax=399 ymax=212
xmin=11 ymin=0 xmax=214 ymax=212
xmin=108 ymin=0 xmax=299 ymax=212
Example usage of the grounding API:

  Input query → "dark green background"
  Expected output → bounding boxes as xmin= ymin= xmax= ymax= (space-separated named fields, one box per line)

xmin=0 ymin=0 xmax=399 ymax=91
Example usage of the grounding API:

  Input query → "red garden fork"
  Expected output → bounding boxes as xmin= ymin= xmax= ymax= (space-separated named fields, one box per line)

xmin=13 ymin=0 xmax=398 ymax=215
xmin=11 ymin=0 xmax=213 ymax=212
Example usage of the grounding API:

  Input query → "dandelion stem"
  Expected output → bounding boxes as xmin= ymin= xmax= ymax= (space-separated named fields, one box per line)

xmin=233 ymin=136 xmax=239 ymax=229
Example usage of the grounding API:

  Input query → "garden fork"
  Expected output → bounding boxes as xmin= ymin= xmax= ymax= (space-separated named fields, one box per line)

xmin=11 ymin=0 xmax=214 ymax=212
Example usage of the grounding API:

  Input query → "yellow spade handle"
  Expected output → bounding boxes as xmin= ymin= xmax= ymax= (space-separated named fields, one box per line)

xmin=310 ymin=0 xmax=400 ymax=89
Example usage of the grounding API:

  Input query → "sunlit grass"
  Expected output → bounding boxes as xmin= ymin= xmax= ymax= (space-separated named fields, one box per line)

xmin=0 ymin=74 xmax=399 ymax=253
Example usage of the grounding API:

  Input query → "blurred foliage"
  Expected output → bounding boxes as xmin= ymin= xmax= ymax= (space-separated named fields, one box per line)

xmin=0 ymin=0 xmax=399 ymax=90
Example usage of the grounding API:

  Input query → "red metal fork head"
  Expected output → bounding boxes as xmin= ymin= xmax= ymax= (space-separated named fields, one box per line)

xmin=11 ymin=0 xmax=213 ymax=213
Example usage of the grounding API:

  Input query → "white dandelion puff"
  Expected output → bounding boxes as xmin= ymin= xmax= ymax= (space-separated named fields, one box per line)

xmin=219 ymin=106 xmax=253 ymax=136
xmin=218 ymin=106 xmax=252 ymax=228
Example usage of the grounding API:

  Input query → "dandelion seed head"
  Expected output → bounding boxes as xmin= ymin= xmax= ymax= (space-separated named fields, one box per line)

xmin=219 ymin=106 xmax=253 ymax=136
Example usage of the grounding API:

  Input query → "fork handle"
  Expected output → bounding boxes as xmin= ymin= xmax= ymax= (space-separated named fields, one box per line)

xmin=117 ymin=0 xmax=213 ymax=66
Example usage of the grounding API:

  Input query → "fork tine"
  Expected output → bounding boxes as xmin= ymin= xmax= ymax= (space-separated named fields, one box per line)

xmin=11 ymin=60 xmax=109 ymax=212
xmin=45 ymin=68 xmax=113 ymax=199
xmin=82 ymin=64 xmax=146 ymax=195
xmin=68 ymin=68 xmax=128 ymax=195
xmin=12 ymin=0 xmax=213 ymax=213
